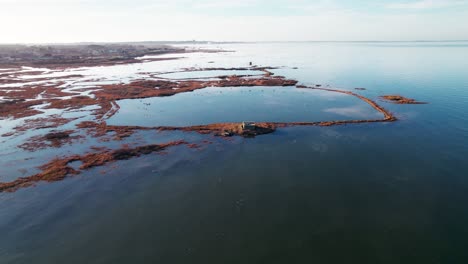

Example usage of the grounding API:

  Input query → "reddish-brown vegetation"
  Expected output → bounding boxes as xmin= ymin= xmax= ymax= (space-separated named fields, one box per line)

xmin=0 ymin=85 xmax=78 ymax=119
xmin=0 ymin=99 xmax=43 ymax=119
xmin=0 ymin=141 xmax=187 ymax=192
xmin=95 ymin=75 xmax=297 ymax=101
xmin=0 ymin=65 xmax=428 ymax=193
xmin=380 ymin=95 xmax=427 ymax=104
xmin=0 ymin=68 xmax=297 ymax=122
xmin=1 ymin=115 xmax=80 ymax=137
xmin=158 ymin=122 xmax=277 ymax=137
xmin=19 ymin=130 xmax=84 ymax=151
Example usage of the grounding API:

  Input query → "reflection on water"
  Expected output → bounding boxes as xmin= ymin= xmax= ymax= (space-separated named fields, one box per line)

xmin=108 ymin=86 xmax=381 ymax=127
xmin=1 ymin=42 xmax=468 ymax=264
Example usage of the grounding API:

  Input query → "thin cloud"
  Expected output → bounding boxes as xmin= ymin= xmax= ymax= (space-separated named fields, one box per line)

xmin=387 ymin=0 xmax=467 ymax=9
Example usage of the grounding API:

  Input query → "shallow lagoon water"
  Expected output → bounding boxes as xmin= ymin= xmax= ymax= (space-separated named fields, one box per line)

xmin=109 ymin=86 xmax=381 ymax=127
xmin=1 ymin=42 xmax=468 ymax=264
xmin=156 ymin=69 xmax=265 ymax=79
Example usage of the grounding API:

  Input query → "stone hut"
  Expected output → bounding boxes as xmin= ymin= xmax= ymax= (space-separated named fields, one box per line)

xmin=241 ymin=121 xmax=256 ymax=130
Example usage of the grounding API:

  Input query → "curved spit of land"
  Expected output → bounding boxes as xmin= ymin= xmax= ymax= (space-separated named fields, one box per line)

xmin=0 ymin=65 xmax=426 ymax=192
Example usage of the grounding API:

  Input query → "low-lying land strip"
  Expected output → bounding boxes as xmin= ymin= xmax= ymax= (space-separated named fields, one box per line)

xmin=0 ymin=63 xmax=426 ymax=192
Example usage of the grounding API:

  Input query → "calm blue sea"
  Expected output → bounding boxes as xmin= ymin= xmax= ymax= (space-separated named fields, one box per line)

xmin=1 ymin=42 xmax=468 ymax=263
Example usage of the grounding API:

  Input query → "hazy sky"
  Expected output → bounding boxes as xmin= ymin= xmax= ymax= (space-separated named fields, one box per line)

xmin=1 ymin=0 xmax=468 ymax=43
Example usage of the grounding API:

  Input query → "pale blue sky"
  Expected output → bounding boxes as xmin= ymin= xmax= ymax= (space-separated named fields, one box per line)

xmin=1 ymin=0 xmax=468 ymax=43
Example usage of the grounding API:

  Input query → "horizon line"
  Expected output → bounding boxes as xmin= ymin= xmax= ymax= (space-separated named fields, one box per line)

xmin=1 ymin=40 xmax=468 ymax=45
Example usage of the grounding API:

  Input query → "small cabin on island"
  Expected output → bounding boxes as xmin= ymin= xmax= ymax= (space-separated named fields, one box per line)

xmin=241 ymin=121 xmax=256 ymax=130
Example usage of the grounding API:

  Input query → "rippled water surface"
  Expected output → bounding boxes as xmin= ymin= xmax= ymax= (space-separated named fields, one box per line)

xmin=1 ymin=42 xmax=468 ymax=264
